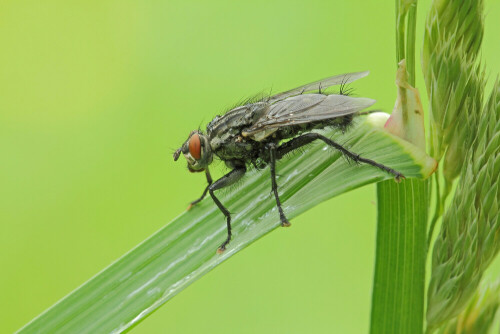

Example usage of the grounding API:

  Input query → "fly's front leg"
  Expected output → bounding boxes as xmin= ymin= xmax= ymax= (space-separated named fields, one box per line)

xmin=278 ymin=133 xmax=404 ymax=182
xmin=268 ymin=143 xmax=291 ymax=227
xmin=187 ymin=169 xmax=213 ymax=210
xmin=209 ymin=166 xmax=246 ymax=254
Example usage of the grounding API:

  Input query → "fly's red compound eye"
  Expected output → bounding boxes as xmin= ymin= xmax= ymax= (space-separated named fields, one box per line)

xmin=189 ymin=133 xmax=201 ymax=160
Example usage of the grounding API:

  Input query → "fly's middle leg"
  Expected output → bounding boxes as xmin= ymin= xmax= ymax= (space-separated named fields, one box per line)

xmin=277 ymin=133 xmax=404 ymax=182
xmin=268 ymin=143 xmax=291 ymax=227
xmin=209 ymin=166 xmax=246 ymax=254
xmin=187 ymin=169 xmax=213 ymax=210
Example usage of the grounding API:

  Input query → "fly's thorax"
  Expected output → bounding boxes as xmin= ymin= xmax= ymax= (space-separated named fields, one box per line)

xmin=175 ymin=131 xmax=213 ymax=173
xmin=210 ymin=134 xmax=259 ymax=162
xmin=207 ymin=103 xmax=269 ymax=142
xmin=205 ymin=102 xmax=269 ymax=161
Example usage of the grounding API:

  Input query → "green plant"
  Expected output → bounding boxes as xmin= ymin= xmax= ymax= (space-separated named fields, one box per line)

xmin=436 ymin=281 xmax=500 ymax=334
xmin=422 ymin=0 xmax=500 ymax=332
xmin=15 ymin=0 xmax=500 ymax=333
xmin=371 ymin=0 xmax=500 ymax=333
xmin=426 ymin=80 xmax=500 ymax=331
xmin=370 ymin=1 xmax=428 ymax=332
xmin=17 ymin=114 xmax=435 ymax=333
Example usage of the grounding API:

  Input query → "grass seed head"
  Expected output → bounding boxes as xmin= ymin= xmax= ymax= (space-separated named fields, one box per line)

xmin=427 ymin=81 xmax=500 ymax=329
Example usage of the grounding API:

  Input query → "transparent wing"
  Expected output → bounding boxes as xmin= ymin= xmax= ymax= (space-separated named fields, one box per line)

xmin=268 ymin=71 xmax=369 ymax=104
xmin=243 ymin=94 xmax=375 ymax=137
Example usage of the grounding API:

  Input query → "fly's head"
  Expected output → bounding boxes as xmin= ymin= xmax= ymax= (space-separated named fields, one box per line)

xmin=173 ymin=131 xmax=213 ymax=173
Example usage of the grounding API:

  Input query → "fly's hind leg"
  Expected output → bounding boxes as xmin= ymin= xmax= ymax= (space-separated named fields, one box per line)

xmin=209 ymin=165 xmax=246 ymax=254
xmin=187 ymin=169 xmax=213 ymax=210
xmin=277 ymin=133 xmax=404 ymax=182
xmin=268 ymin=143 xmax=291 ymax=227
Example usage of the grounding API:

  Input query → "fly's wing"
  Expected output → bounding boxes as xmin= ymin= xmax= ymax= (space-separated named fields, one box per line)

xmin=267 ymin=71 xmax=369 ymax=104
xmin=242 ymin=94 xmax=375 ymax=139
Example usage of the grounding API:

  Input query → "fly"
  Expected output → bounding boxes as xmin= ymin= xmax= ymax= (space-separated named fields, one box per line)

xmin=173 ymin=71 xmax=404 ymax=253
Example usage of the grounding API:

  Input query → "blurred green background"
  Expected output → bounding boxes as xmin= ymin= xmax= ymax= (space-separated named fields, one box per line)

xmin=1 ymin=0 xmax=499 ymax=333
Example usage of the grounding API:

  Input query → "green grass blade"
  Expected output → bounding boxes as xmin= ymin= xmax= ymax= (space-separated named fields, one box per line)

xmin=371 ymin=179 xmax=428 ymax=334
xmin=371 ymin=69 xmax=428 ymax=334
xmin=370 ymin=2 xmax=428 ymax=332
xmin=17 ymin=113 xmax=436 ymax=334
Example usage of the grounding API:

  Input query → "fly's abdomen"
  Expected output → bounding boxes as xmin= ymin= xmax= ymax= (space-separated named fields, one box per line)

xmin=275 ymin=115 xmax=354 ymax=141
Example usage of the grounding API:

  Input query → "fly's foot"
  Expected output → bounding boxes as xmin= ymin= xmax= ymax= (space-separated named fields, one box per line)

xmin=280 ymin=217 xmax=291 ymax=227
xmin=187 ymin=199 xmax=202 ymax=211
xmin=394 ymin=173 xmax=406 ymax=183
xmin=217 ymin=236 xmax=231 ymax=254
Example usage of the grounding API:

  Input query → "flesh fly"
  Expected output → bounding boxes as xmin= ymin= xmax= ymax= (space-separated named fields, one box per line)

xmin=174 ymin=71 xmax=403 ymax=253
